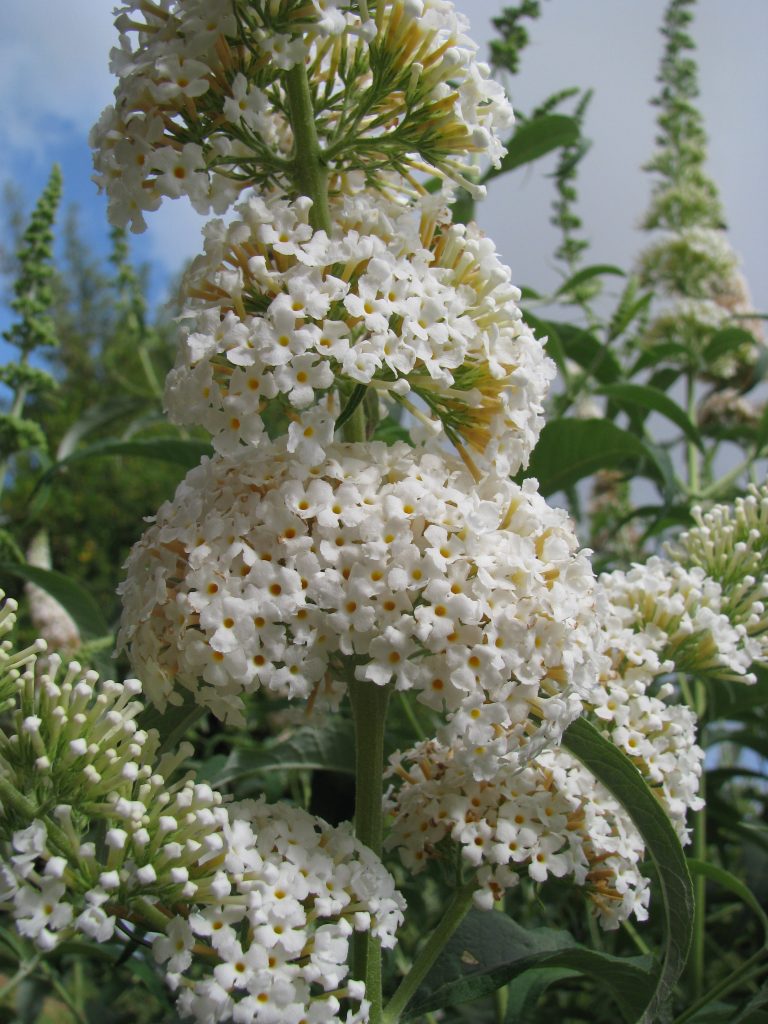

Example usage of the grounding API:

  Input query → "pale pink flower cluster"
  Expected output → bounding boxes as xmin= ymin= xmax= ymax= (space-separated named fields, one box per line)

xmin=118 ymin=440 xmax=599 ymax=769
xmin=165 ymin=190 xmax=553 ymax=476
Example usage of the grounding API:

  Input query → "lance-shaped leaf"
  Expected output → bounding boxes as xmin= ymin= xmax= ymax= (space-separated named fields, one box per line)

xmin=522 ymin=419 xmax=658 ymax=496
xmin=40 ymin=437 xmax=212 ymax=484
xmin=403 ymin=910 xmax=657 ymax=1022
xmin=210 ymin=717 xmax=358 ymax=786
xmin=542 ymin=321 xmax=622 ymax=383
xmin=597 ymin=382 xmax=703 ymax=448
xmin=554 ymin=263 xmax=626 ymax=298
xmin=563 ymin=717 xmax=695 ymax=1023
xmin=0 ymin=564 xmax=110 ymax=641
xmin=484 ymin=115 xmax=580 ymax=181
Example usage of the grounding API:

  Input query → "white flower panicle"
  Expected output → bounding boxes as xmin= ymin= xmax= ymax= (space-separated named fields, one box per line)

xmin=91 ymin=0 xmax=514 ymax=230
xmin=667 ymin=485 xmax=768 ymax=664
xmin=598 ymin=555 xmax=756 ymax=683
xmin=0 ymin=603 xmax=404 ymax=1022
xmin=118 ymin=439 xmax=598 ymax=767
xmin=385 ymin=588 xmax=705 ymax=930
xmin=157 ymin=797 xmax=404 ymax=1024
xmin=164 ymin=190 xmax=553 ymax=478
xmin=386 ymin=741 xmax=652 ymax=930
xmin=638 ymin=226 xmax=765 ymax=378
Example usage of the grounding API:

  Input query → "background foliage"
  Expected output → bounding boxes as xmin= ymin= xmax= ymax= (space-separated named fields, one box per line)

xmin=0 ymin=1 xmax=766 ymax=1021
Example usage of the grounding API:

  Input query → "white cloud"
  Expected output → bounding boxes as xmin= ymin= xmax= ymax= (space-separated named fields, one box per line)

xmin=142 ymin=199 xmax=211 ymax=274
xmin=0 ymin=1 xmax=115 ymax=159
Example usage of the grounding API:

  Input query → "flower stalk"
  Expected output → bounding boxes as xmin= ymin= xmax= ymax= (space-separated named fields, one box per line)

xmin=348 ymin=678 xmax=394 ymax=1023
xmin=383 ymin=880 xmax=478 ymax=1024
xmin=285 ymin=62 xmax=332 ymax=233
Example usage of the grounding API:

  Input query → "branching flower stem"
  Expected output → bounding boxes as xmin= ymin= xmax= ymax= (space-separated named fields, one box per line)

xmin=348 ymin=678 xmax=393 ymax=1024
xmin=383 ymin=879 xmax=478 ymax=1024
xmin=285 ymin=62 xmax=332 ymax=233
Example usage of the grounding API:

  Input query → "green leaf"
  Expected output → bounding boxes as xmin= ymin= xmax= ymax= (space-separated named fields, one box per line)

xmin=732 ymin=980 xmax=768 ymax=1023
xmin=210 ymin=717 xmax=357 ymax=786
xmin=335 ymin=384 xmax=368 ymax=432
xmin=756 ymin=403 xmax=768 ymax=453
xmin=631 ymin=342 xmax=690 ymax=374
xmin=484 ymin=115 xmax=580 ymax=181
xmin=522 ymin=419 xmax=655 ymax=496
xmin=563 ymin=718 xmax=694 ymax=1023
xmin=55 ymin=398 xmax=145 ymax=460
xmin=42 ymin=437 xmax=212 ymax=483
xmin=404 ymin=910 xmax=656 ymax=1022
xmin=373 ymin=416 xmax=412 ymax=446
xmin=704 ymin=327 xmax=756 ymax=365
xmin=687 ymin=858 xmax=768 ymax=945
xmin=544 ymin=321 xmax=622 ymax=383
xmin=0 ymin=563 xmax=110 ymax=641
xmin=608 ymin=277 xmax=652 ymax=341
xmin=597 ymin=383 xmax=703 ymax=448
xmin=504 ymin=967 xmax=579 ymax=1023
xmin=554 ymin=264 xmax=626 ymax=298
xmin=137 ymin=690 xmax=207 ymax=755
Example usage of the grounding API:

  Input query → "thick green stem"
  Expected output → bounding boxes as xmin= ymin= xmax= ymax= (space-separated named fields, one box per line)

xmin=348 ymin=679 xmax=393 ymax=1023
xmin=284 ymin=63 xmax=332 ymax=233
xmin=686 ymin=372 xmax=700 ymax=496
xmin=342 ymin=397 xmax=368 ymax=444
xmin=383 ymin=880 xmax=477 ymax=1024
xmin=689 ymin=679 xmax=707 ymax=1000
xmin=0 ymin=369 xmax=29 ymax=502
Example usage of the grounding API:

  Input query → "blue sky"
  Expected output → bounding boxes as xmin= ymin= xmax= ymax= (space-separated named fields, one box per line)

xmin=1 ymin=0 xmax=766 ymax=333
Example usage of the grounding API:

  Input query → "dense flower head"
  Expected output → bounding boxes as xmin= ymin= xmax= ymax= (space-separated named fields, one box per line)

xmin=0 ymin=600 xmax=404 ymax=1021
xmin=165 ymin=190 xmax=552 ymax=478
xmin=91 ymin=0 xmax=514 ymax=230
xmin=386 ymin=741 xmax=652 ymax=930
xmin=118 ymin=439 xmax=599 ymax=769
xmin=638 ymin=227 xmax=765 ymax=377
xmin=598 ymin=555 xmax=756 ymax=683
xmin=385 ymin=586 xmax=704 ymax=930
xmin=667 ymin=485 xmax=768 ymax=664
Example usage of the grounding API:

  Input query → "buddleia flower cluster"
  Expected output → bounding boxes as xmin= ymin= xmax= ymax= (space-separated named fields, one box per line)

xmin=598 ymin=555 xmax=757 ymax=683
xmin=91 ymin=0 xmax=513 ymax=231
xmin=118 ymin=441 xmax=598 ymax=771
xmin=10 ymin=0 xmax=758 ymax=1017
xmin=385 ymin=570 xmax=709 ymax=929
xmin=0 ymin=595 xmax=404 ymax=1023
xmin=667 ymin=483 xmax=768 ymax=663
xmin=638 ymin=0 xmax=764 ymax=381
xmin=164 ymin=188 xmax=554 ymax=477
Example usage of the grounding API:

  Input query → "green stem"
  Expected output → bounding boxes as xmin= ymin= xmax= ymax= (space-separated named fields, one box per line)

xmin=621 ymin=918 xmax=651 ymax=957
xmin=0 ymin=369 xmax=29 ymax=502
xmin=0 ymin=954 xmax=40 ymax=1002
xmin=348 ymin=678 xmax=393 ymax=1024
xmin=674 ymin=948 xmax=768 ymax=1024
xmin=689 ymin=679 xmax=707 ymax=1000
xmin=284 ymin=62 xmax=332 ymax=233
xmin=383 ymin=880 xmax=477 ymax=1024
xmin=686 ymin=372 xmax=700 ymax=497
xmin=342 ymin=393 xmax=368 ymax=443
xmin=398 ymin=692 xmax=427 ymax=741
